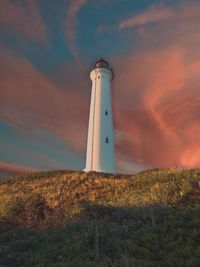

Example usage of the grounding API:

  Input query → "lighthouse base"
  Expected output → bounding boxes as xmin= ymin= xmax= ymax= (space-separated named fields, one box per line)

xmin=83 ymin=168 xmax=115 ymax=174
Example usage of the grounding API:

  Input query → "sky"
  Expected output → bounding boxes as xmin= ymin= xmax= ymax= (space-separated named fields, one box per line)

xmin=0 ymin=0 xmax=200 ymax=176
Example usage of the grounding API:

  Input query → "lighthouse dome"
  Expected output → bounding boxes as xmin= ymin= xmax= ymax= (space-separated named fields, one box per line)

xmin=95 ymin=58 xmax=109 ymax=69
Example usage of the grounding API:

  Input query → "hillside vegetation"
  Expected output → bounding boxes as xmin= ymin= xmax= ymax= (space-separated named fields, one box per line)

xmin=0 ymin=168 xmax=200 ymax=267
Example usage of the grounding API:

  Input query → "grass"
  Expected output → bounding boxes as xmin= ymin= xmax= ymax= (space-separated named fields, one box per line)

xmin=0 ymin=168 xmax=200 ymax=266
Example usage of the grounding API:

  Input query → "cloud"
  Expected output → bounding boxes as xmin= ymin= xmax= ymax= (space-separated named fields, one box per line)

xmin=0 ymin=161 xmax=38 ymax=176
xmin=65 ymin=0 xmax=87 ymax=59
xmin=0 ymin=0 xmax=47 ymax=41
xmin=0 ymin=46 xmax=89 ymax=154
xmin=118 ymin=1 xmax=200 ymax=31
xmin=180 ymin=124 xmax=200 ymax=167
xmin=0 ymin=123 xmax=85 ymax=172
xmin=109 ymin=1 xmax=200 ymax=170
xmin=113 ymin=47 xmax=200 ymax=169
xmin=118 ymin=6 xmax=174 ymax=29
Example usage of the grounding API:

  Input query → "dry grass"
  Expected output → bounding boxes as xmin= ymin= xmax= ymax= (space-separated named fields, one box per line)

xmin=0 ymin=168 xmax=200 ymax=267
xmin=0 ymin=168 xmax=199 ymax=229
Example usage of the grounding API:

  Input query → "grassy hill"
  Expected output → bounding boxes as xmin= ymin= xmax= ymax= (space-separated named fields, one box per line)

xmin=0 ymin=168 xmax=200 ymax=267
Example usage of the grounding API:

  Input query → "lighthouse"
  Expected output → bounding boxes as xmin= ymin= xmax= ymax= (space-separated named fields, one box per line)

xmin=85 ymin=58 xmax=115 ymax=173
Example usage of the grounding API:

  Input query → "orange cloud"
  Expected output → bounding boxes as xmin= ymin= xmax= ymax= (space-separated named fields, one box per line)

xmin=0 ymin=0 xmax=47 ymax=41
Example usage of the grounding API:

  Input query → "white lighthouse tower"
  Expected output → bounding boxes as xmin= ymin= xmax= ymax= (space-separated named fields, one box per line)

xmin=85 ymin=58 xmax=115 ymax=173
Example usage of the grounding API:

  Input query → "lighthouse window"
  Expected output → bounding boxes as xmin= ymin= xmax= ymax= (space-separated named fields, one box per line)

xmin=105 ymin=110 xmax=108 ymax=116
xmin=105 ymin=137 xmax=109 ymax=144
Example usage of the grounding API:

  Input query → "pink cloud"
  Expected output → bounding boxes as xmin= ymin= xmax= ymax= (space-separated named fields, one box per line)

xmin=110 ymin=1 xmax=200 ymax=170
xmin=0 ymin=46 xmax=88 ymax=153
xmin=113 ymin=47 xmax=200 ymax=169
xmin=0 ymin=0 xmax=47 ymax=41
xmin=180 ymin=124 xmax=200 ymax=167
xmin=0 ymin=161 xmax=38 ymax=176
